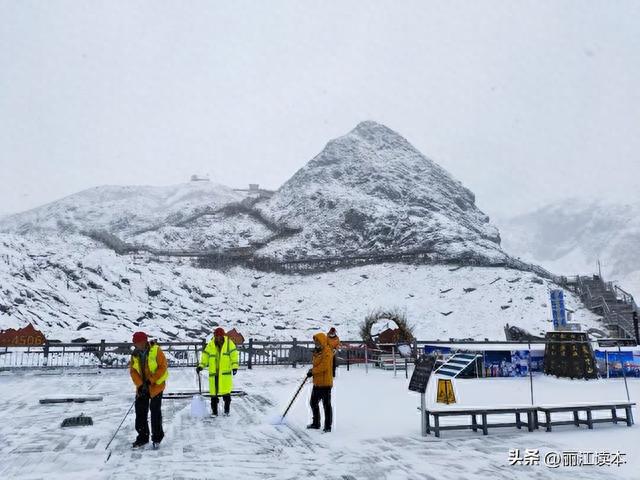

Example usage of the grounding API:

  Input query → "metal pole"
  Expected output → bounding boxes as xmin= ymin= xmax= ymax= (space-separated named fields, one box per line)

xmin=346 ymin=348 xmax=350 ymax=372
xmin=528 ymin=341 xmax=534 ymax=406
xmin=105 ymin=400 xmax=135 ymax=451
xmin=618 ymin=344 xmax=631 ymax=402
xmin=420 ymin=392 xmax=426 ymax=436
xmin=365 ymin=346 xmax=368 ymax=374
xmin=248 ymin=338 xmax=253 ymax=370
xmin=405 ymin=358 xmax=408 ymax=379
xmin=483 ymin=351 xmax=486 ymax=377
xmin=291 ymin=338 xmax=297 ymax=369
xmin=393 ymin=346 xmax=397 ymax=377
xmin=281 ymin=376 xmax=308 ymax=420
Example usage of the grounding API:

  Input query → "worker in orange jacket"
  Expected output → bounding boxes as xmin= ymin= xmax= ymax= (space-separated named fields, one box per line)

xmin=129 ymin=331 xmax=168 ymax=449
xmin=327 ymin=327 xmax=341 ymax=377
xmin=306 ymin=332 xmax=333 ymax=432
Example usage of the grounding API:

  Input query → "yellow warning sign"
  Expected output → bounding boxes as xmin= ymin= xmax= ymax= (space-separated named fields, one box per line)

xmin=436 ymin=378 xmax=456 ymax=404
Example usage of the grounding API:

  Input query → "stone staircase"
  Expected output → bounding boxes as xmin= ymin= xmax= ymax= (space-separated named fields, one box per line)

xmin=568 ymin=275 xmax=638 ymax=339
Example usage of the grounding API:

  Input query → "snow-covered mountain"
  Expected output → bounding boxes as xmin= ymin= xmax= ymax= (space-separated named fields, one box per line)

xmin=1 ymin=121 xmax=604 ymax=342
xmin=1 ymin=122 xmax=507 ymax=265
xmin=500 ymin=198 xmax=640 ymax=298
xmin=257 ymin=121 xmax=504 ymax=262
xmin=0 ymin=233 xmax=600 ymax=342
xmin=0 ymin=182 xmax=243 ymax=236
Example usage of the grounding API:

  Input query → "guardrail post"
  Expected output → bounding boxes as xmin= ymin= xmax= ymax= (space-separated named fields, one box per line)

xmin=365 ymin=345 xmax=368 ymax=374
xmin=248 ymin=338 xmax=253 ymax=370
xmin=346 ymin=348 xmax=350 ymax=371
xmin=292 ymin=337 xmax=297 ymax=368
xmin=43 ymin=341 xmax=50 ymax=367
xmin=393 ymin=346 xmax=397 ymax=377
xmin=98 ymin=339 xmax=106 ymax=367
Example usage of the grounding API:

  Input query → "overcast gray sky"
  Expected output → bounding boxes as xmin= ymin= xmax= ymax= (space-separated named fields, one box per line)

xmin=1 ymin=0 xmax=639 ymax=219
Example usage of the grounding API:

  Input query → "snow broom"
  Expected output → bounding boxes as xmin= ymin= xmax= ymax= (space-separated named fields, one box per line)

xmin=273 ymin=375 xmax=309 ymax=425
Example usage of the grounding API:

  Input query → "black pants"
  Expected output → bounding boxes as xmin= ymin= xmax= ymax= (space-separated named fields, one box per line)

xmin=332 ymin=354 xmax=337 ymax=377
xmin=310 ymin=386 xmax=332 ymax=429
xmin=135 ymin=391 xmax=164 ymax=443
xmin=211 ymin=394 xmax=231 ymax=415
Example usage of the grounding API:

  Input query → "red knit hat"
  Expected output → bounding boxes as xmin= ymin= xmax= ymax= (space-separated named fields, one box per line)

xmin=214 ymin=327 xmax=225 ymax=337
xmin=132 ymin=331 xmax=148 ymax=343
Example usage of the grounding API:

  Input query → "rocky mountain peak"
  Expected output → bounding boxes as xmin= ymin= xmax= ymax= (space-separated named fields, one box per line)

xmin=258 ymin=121 xmax=504 ymax=261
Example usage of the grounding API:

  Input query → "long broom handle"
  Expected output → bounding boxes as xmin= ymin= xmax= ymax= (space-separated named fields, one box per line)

xmin=105 ymin=400 xmax=135 ymax=450
xmin=197 ymin=370 xmax=202 ymax=394
xmin=281 ymin=376 xmax=308 ymax=419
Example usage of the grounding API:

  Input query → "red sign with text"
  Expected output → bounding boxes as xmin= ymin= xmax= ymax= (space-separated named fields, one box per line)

xmin=0 ymin=323 xmax=46 ymax=346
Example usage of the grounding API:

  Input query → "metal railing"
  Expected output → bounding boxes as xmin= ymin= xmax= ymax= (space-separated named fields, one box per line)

xmin=1 ymin=338 xmax=636 ymax=370
xmin=574 ymin=275 xmax=636 ymax=339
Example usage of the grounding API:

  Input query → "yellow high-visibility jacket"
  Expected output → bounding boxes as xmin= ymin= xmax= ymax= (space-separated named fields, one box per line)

xmin=199 ymin=336 xmax=239 ymax=395
xmin=130 ymin=343 xmax=169 ymax=398
xmin=311 ymin=333 xmax=333 ymax=387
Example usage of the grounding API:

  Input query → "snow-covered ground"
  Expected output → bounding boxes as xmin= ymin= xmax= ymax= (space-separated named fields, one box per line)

xmin=0 ymin=365 xmax=637 ymax=480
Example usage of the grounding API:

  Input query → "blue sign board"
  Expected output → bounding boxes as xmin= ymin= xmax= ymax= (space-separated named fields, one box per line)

xmin=550 ymin=289 xmax=567 ymax=330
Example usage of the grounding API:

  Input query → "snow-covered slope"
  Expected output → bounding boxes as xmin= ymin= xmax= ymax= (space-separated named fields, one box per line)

xmin=500 ymin=199 xmax=640 ymax=297
xmin=0 ymin=234 xmax=600 ymax=342
xmin=127 ymin=211 xmax=274 ymax=251
xmin=0 ymin=182 xmax=243 ymax=236
xmin=257 ymin=121 xmax=505 ymax=262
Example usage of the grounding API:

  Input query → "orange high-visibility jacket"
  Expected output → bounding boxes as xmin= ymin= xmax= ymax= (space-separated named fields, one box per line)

xmin=130 ymin=343 xmax=168 ymax=398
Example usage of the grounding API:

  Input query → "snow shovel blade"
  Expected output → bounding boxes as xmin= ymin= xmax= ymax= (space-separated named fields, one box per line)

xmin=190 ymin=394 xmax=208 ymax=418
xmin=61 ymin=414 xmax=93 ymax=428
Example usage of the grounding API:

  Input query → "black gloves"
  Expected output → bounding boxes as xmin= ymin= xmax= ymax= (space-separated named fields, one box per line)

xmin=138 ymin=382 xmax=149 ymax=396
xmin=196 ymin=366 xmax=203 ymax=373
xmin=232 ymin=369 xmax=237 ymax=376
xmin=306 ymin=369 xmax=313 ymax=378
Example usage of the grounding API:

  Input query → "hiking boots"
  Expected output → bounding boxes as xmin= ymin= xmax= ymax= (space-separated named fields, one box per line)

xmin=306 ymin=424 xmax=320 ymax=430
xmin=132 ymin=438 xmax=149 ymax=448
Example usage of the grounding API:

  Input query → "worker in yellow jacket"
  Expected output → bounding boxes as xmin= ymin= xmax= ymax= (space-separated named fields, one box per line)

xmin=129 ymin=331 xmax=168 ymax=449
xmin=197 ymin=327 xmax=239 ymax=416
xmin=306 ymin=332 xmax=333 ymax=432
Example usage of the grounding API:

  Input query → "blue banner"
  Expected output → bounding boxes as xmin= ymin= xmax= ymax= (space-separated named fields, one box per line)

xmin=550 ymin=289 xmax=567 ymax=329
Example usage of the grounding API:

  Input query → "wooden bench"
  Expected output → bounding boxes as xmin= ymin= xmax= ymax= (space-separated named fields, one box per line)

xmin=536 ymin=402 xmax=636 ymax=432
xmin=423 ymin=406 xmax=537 ymax=437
